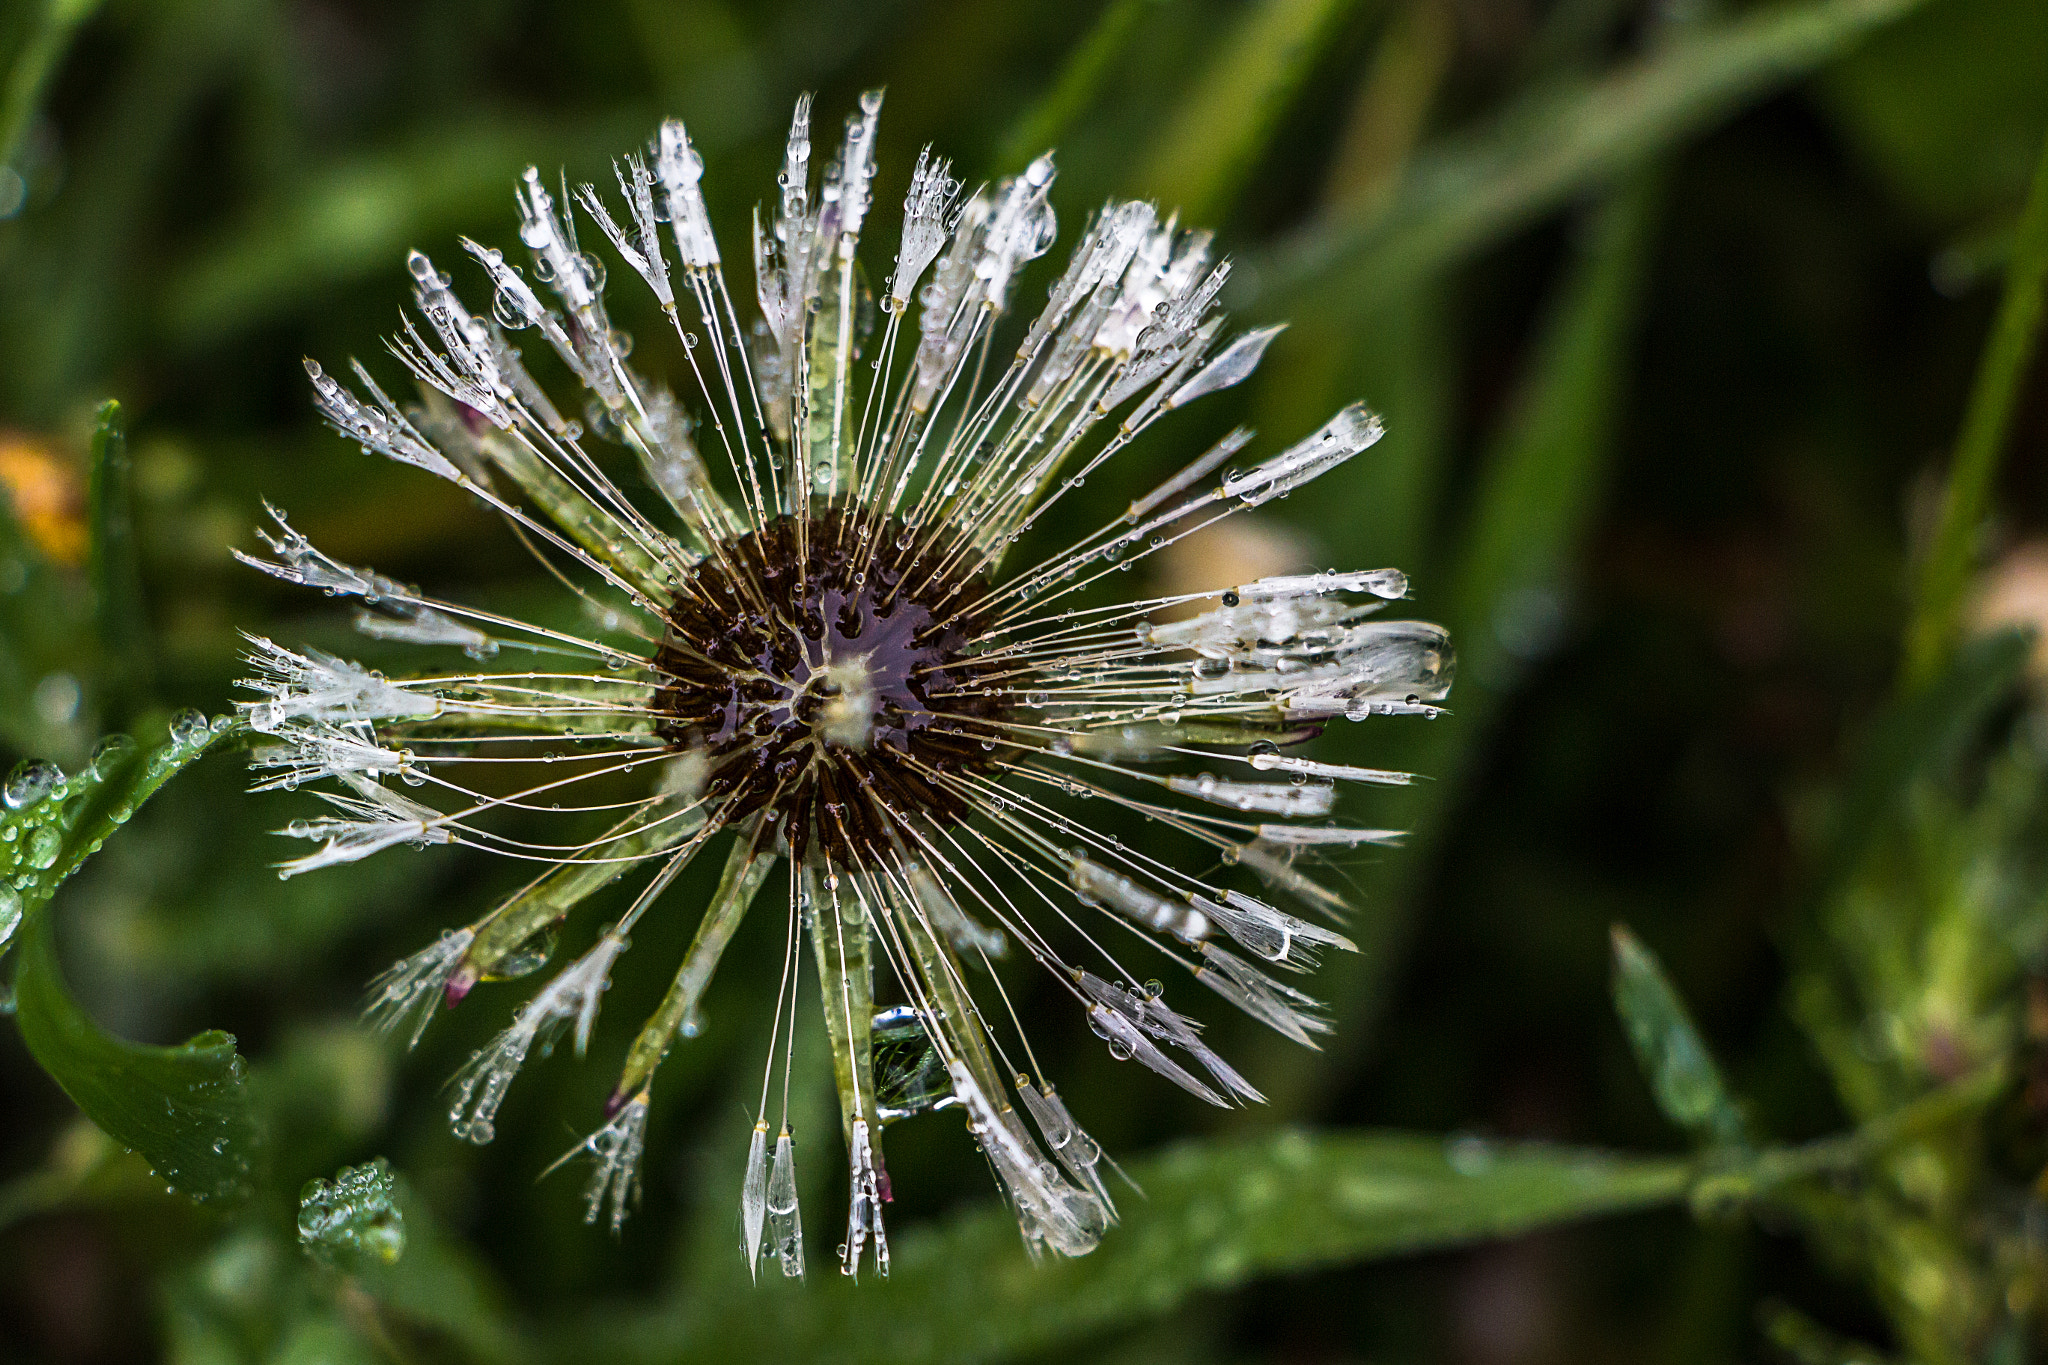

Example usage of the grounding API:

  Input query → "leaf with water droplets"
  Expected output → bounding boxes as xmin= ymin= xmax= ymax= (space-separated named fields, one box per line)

xmin=1 ymin=713 xmax=241 ymax=931
xmin=614 ymin=1130 xmax=1689 ymax=1362
xmin=12 ymin=909 xmax=263 ymax=1206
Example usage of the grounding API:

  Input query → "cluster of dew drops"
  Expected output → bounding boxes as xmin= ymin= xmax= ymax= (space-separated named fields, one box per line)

xmin=2 ymin=708 xmax=229 ymax=946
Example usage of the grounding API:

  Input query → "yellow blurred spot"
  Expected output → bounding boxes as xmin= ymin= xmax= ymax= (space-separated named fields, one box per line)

xmin=1153 ymin=516 xmax=1312 ymax=622
xmin=0 ymin=432 xmax=86 ymax=565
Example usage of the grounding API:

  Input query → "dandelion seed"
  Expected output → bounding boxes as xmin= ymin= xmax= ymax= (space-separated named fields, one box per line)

xmin=248 ymin=92 xmax=1453 ymax=1263
xmin=741 ymin=1120 xmax=769 ymax=1280
xmin=555 ymin=1091 xmax=649 ymax=1234
xmin=363 ymin=927 xmax=474 ymax=1048
xmin=765 ymin=1128 xmax=804 ymax=1279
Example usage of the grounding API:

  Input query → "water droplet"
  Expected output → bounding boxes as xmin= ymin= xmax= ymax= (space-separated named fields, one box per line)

xmin=25 ymin=825 xmax=60 ymax=870
xmin=4 ymin=759 xmax=62 ymax=809
xmin=170 ymin=709 xmax=210 ymax=745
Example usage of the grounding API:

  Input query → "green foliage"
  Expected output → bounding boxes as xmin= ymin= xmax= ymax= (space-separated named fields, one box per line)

xmin=6 ymin=713 xmax=258 ymax=1205
xmin=299 ymin=1158 xmax=405 ymax=1269
xmin=1903 ymin=130 xmax=2048 ymax=688
xmin=4 ymin=0 xmax=2046 ymax=1359
xmin=14 ymin=910 xmax=259 ymax=1206
xmin=1611 ymin=926 xmax=1748 ymax=1147
xmin=1253 ymin=0 xmax=1937 ymax=309
xmin=1135 ymin=0 xmax=1364 ymax=221
xmin=1822 ymin=0 xmax=2048 ymax=223
xmin=594 ymin=1131 xmax=1692 ymax=1364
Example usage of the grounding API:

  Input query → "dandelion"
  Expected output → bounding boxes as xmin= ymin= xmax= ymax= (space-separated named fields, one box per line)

xmin=241 ymin=92 xmax=1453 ymax=1276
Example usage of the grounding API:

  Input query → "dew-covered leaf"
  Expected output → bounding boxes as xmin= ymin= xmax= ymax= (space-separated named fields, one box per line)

xmin=591 ymin=1130 xmax=1689 ymax=1364
xmin=1 ymin=709 xmax=239 ymax=931
xmin=12 ymin=909 xmax=261 ymax=1206
xmin=5 ymin=714 xmax=255 ymax=1204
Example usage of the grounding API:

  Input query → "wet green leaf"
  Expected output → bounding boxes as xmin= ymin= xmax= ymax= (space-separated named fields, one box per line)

xmin=12 ymin=909 xmax=260 ymax=1206
xmin=595 ymin=1130 xmax=1689 ymax=1364
xmin=298 ymin=1158 xmax=405 ymax=1269
xmin=4 ymin=714 xmax=253 ymax=1204
xmin=1611 ymin=925 xmax=1747 ymax=1146
xmin=1 ymin=709 xmax=239 ymax=924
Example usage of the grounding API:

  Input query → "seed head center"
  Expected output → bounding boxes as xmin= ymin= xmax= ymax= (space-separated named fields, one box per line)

xmin=651 ymin=511 xmax=1010 ymax=855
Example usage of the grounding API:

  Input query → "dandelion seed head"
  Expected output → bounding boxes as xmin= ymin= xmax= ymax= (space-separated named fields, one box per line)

xmin=249 ymin=91 xmax=1456 ymax=1266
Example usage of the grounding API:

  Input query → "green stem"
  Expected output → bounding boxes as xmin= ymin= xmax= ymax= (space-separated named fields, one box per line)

xmin=1902 ymin=127 xmax=2048 ymax=691
xmin=1687 ymin=1067 xmax=2006 ymax=1212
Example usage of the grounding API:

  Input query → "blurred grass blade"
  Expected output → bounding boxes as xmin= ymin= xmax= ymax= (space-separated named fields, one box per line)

xmin=86 ymin=399 xmax=152 ymax=701
xmin=1250 ymin=0 xmax=1933 ymax=308
xmin=0 ymin=0 xmax=104 ymax=168
xmin=1810 ymin=627 xmax=2030 ymax=904
xmin=1611 ymin=926 xmax=1747 ymax=1146
xmin=12 ymin=909 xmax=260 ymax=1206
xmin=161 ymin=110 xmax=646 ymax=345
xmin=1449 ymin=174 xmax=1659 ymax=689
xmin=1902 ymin=126 xmax=2048 ymax=690
xmin=1251 ymin=177 xmax=1658 ymax=1115
xmin=997 ymin=0 xmax=1166 ymax=173
xmin=598 ymin=1131 xmax=1688 ymax=1364
xmin=1134 ymin=0 xmax=1365 ymax=221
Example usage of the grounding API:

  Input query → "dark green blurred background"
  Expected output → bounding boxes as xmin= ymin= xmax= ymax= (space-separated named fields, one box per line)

xmin=2 ymin=0 xmax=2046 ymax=1360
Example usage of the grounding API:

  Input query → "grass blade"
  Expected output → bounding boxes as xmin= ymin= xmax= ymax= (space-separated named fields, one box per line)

xmin=593 ymin=1130 xmax=1688 ymax=1365
xmin=85 ymin=399 xmax=151 ymax=703
xmin=996 ymin=0 xmax=1167 ymax=173
xmin=1902 ymin=127 xmax=2048 ymax=689
xmin=1248 ymin=0 xmax=1935 ymax=308
xmin=1134 ymin=0 xmax=1366 ymax=222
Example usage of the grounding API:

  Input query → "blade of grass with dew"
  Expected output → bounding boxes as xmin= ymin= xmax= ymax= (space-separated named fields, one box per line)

xmin=1901 ymin=126 xmax=2048 ymax=690
xmin=996 ymin=0 xmax=1168 ymax=173
xmin=1244 ymin=0 xmax=1938 ymax=311
xmin=591 ymin=1131 xmax=1690 ymax=1365
xmin=1133 ymin=0 xmax=1368 ymax=223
